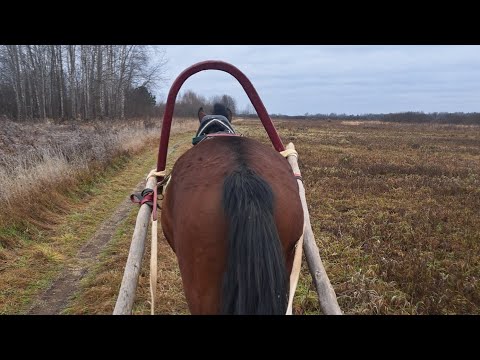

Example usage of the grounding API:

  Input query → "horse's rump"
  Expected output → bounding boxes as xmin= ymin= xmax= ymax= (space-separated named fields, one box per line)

xmin=161 ymin=136 xmax=304 ymax=314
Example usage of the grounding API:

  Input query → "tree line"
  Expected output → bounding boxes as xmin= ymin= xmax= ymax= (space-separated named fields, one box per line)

xmin=0 ymin=44 xmax=241 ymax=122
xmin=1 ymin=48 xmax=478 ymax=126
xmin=269 ymin=111 xmax=480 ymax=125
xmin=155 ymin=90 xmax=239 ymax=118
xmin=0 ymin=45 xmax=166 ymax=121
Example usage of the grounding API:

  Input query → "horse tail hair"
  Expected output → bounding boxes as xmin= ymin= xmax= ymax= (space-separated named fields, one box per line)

xmin=221 ymin=166 xmax=288 ymax=314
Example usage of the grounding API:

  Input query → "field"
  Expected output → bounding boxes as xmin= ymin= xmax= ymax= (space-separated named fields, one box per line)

xmin=265 ymin=119 xmax=479 ymax=314
xmin=1 ymin=118 xmax=479 ymax=314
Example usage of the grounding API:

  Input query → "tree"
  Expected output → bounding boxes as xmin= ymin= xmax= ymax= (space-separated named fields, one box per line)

xmin=0 ymin=45 xmax=167 ymax=121
xmin=174 ymin=90 xmax=207 ymax=117
xmin=125 ymin=85 xmax=156 ymax=117
xmin=240 ymin=103 xmax=256 ymax=116
xmin=0 ymin=84 xmax=16 ymax=118
xmin=155 ymin=90 xmax=241 ymax=119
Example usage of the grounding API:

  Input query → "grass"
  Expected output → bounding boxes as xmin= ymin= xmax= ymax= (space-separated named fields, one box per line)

xmin=241 ymin=119 xmax=480 ymax=314
xmin=64 ymin=118 xmax=480 ymax=315
xmin=2 ymin=116 xmax=479 ymax=315
xmin=0 ymin=146 xmax=155 ymax=313
xmin=0 ymin=118 xmax=198 ymax=314
xmin=63 ymin=201 xmax=189 ymax=315
xmin=63 ymin=131 xmax=193 ymax=315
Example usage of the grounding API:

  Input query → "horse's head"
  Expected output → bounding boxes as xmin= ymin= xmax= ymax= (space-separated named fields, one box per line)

xmin=193 ymin=103 xmax=236 ymax=145
xmin=198 ymin=103 xmax=233 ymax=124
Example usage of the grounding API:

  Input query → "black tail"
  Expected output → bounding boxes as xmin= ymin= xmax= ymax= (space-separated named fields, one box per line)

xmin=221 ymin=167 xmax=288 ymax=314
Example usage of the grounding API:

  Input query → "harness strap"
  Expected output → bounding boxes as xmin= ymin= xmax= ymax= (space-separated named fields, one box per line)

xmin=193 ymin=132 xmax=241 ymax=145
xmin=150 ymin=218 xmax=158 ymax=315
xmin=130 ymin=188 xmax=159 ymax=208
xmin=130 ymin=170 xmax=168 ymax=212
xmin=144 ymin=169 xmax=168 ymax=315
xmin=197 ymin=116 xmax=235 ymax=136
xmin=281 ymin=145 xmax=304 ymax=315
xmin=286 ymin=228 xmax=304 ymax=315
xmin=293 ymin=173 xmax=303 ymax=182
xmin=193 ymin=115 xmax=237 ymax=145
xmin=145 ymin=170 xmax=166 ymax=221
xmin=202 ymin=133 xmax=240 ymax=138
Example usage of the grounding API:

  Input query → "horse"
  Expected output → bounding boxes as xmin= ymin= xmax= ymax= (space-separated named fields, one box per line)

xmin=160 ymin=103 xmax=304 ymax=314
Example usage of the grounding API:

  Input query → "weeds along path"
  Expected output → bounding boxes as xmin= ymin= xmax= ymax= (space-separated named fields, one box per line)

xmin=27 ymin=180 xmax=147 ymax=314
xmin=27 ymin=132 xmax=192 ymax=315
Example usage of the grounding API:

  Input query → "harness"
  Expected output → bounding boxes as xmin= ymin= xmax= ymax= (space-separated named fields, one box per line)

xmin=192 ymin=115 xmax=238 ymax=145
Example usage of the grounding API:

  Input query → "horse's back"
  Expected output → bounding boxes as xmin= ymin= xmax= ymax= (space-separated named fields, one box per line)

xmin=161 ymin=136 xmax=304 ymax=314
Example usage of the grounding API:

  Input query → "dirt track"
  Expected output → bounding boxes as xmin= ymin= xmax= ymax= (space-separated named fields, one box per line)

xmin=27 ymin=139 xmax=188 ymax=315
xmin=27 ymin=179 xmax=147 ymax=315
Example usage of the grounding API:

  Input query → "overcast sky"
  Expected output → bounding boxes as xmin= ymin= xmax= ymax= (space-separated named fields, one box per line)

xmin=154 ymin=45 xmax=480 ymax=116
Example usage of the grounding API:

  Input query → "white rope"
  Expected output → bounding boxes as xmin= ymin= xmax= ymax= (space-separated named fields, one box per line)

xmin=286 ymin=228 xmax=304 ymax=315
xmin=150 ymin=219 xmax=158 ymax=315
xmin=280 ymin=148 xmax=298 ymax=158
xmin=146 ymin=168 xmax=166 ymax=315
xmin=283 ymin=145 xmax=303 ymax=315
xmin=146 ymin=169 xmax=166 ymax=181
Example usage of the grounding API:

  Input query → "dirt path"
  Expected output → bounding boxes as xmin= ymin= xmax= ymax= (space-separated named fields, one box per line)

xmin=27 ymin=179 xmax=147 ymax=315
xmin=27 ymin=140 xmax=187 ymax=315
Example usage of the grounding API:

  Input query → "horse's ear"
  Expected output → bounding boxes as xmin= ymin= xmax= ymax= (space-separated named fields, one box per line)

xmin=226 ymin=107 xmax=233 ymax=122
xmin=198 ymin=107 xmax=206 ymax=122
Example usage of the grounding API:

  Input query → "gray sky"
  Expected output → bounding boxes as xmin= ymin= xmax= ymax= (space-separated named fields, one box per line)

xmin=154 ymin=45 xmax=480 ymax=116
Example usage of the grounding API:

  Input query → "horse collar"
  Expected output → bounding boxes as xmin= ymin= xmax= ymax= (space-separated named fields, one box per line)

xmin=193 ymin=115 xmax=238 ymax=145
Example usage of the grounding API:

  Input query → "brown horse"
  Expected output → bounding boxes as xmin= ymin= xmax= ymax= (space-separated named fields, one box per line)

xmin=161 ymin=104 xmax=304 ymax=314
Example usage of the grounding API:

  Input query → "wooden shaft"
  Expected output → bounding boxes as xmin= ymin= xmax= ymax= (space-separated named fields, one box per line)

xmin=285 ymin=142 xmax=343 ymax=315
xmin=113 ymin=176 xmax=156 ymax=315
xmin=150 ymin=220 xmax=158 ymax=315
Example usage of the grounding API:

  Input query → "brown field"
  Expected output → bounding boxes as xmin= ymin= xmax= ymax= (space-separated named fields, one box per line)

xmin=1 ymin=117 xmax=479 ymax=314
xmin=253 ymin=119 xmax=479 ymax=314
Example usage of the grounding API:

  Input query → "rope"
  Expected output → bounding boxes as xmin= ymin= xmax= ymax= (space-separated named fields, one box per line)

xmin=283 ymin=143 xmax=303 ymax=315
xmin=146 ymin=169 xmax=166 ymax=181
xmin=150 ymin=219 xmax=158 ymax=315
xmin=146 ymin=168 xmax=166 ymax=316
xmin=280 ymin=148 xmax=298 ymax=158
xmin=286 ymin=228 xmax=304 ymax=315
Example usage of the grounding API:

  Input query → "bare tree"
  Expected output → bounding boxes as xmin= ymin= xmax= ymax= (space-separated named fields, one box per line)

xmin=240 ymin=103 xmax=257 ymax=116
xmin=0 ymin=45 xmax=167 ymax=121
xmin=57 ymin=45 xmax=65 ymax=119
xmin=3 ymin=46 xmax=25 ymax=120
xmin=67 ymin=45 xmax=77 ymax=119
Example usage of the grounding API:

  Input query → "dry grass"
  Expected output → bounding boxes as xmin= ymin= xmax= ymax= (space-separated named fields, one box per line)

xmin=68 ymin=118 xmax=480 ymax=315
xmin=239 ymin=119 xmax=480 ymax=314
xmin=0 ymin=117 xmax=197 ymax=313
xmin=0 ymin=117 xmax=198 ymax=236
xmin=63 ymin=132 xmax=193 ymax=315
xmin=4 ymin=115 xmax=478 ymax=315
xmin=64 ymin=202 xmax=189 ymax=315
